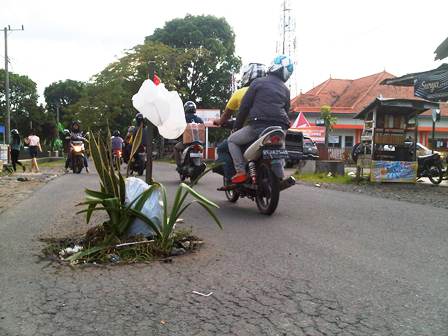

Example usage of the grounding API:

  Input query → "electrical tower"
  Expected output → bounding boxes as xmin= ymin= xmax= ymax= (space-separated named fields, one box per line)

xmin=276 ymin=0 xmax=297 ymax=95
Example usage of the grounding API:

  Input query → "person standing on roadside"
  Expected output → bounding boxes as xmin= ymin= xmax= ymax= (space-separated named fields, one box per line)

xmin=9 ymin=129 xmax=25 ymax=172
xmin=25 ymin=129 xmax=42 ymax=173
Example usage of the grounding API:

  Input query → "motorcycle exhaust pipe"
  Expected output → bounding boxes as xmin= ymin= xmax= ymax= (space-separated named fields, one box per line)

xmin=217 ymin=184 xmax=237 ymax=191
xmin=279 ymin=176 xmax=296 ymax=191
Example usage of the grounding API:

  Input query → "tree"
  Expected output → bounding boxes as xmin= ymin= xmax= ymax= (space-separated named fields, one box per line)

xmin=44 ymin=79 xmax=86 ymax=123
xmin=146 ymin=14 xmax=241 ymax=108
xmin=320 ymin=105 xmax=337 ymax=146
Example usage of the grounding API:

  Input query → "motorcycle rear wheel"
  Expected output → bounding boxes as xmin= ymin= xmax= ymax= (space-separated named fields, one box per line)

xmin=255 ymin=162 xmax=280 ymax=215
xmin=428 ymin=164 xmax=443 ymax=185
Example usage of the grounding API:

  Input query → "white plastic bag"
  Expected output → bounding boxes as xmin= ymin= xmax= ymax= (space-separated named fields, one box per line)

xmin=132 ymin=79 xmax=186 ymax=139
xmin=158 ymin=91 xmax=187 ymax=139
xmin=125 ymin=177 xmax=163 ymax=237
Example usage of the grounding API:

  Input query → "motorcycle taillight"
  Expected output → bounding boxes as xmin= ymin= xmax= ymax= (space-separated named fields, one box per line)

xmin=193 ymin=144 xmax=203 ymax=152
xmin=263 ymin=132 xmax=285 ymax=146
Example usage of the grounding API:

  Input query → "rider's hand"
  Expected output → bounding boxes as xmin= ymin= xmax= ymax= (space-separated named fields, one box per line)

xmin=213 ymin=119 xmax=221 ymax=126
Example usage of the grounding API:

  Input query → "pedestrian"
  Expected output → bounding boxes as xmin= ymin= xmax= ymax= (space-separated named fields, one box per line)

xmin=25 ymin=129 xmax=42 ymax=173
xmin=9 ymin=129 xmax=26 ymax=172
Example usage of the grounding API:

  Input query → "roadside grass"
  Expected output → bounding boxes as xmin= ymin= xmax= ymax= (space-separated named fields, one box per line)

xmin=294 ymin=172 xmax=354 ymax=185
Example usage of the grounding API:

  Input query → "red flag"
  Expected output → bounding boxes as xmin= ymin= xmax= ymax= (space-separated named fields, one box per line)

xmin=153 ymin=74 xmax=161 ymax=86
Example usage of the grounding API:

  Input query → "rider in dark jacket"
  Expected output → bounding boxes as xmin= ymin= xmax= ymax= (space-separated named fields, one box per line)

xmin=228 ymin=55 xmax=293 ymax=183
xmin=174 ymin=101 xmax=203 ymax=170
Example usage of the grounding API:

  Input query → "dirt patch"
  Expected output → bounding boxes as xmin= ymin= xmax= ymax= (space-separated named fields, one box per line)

xmin=0 ymin=162 xmax=64 ymax=214
xmin=297 ymin=179 xmax=448 ymax=209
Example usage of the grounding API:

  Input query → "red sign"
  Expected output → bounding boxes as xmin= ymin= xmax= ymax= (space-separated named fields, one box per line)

xmin=289 ymin=126 xmax=326 ymax=143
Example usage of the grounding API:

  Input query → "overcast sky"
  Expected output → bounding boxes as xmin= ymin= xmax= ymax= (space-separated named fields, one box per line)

xmin=1 ymin=0 xmax=447 ymax=103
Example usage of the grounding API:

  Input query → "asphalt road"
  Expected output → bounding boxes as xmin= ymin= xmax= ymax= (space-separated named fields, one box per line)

xmin=0 ymin=162 xmax=447 ymax=336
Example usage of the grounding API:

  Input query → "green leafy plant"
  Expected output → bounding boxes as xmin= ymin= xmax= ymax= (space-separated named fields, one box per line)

xmin=72 ymin=129 xmax=222 ymax=261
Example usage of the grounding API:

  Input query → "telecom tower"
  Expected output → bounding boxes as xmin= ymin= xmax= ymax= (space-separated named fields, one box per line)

xmin=276 ymin=0 xmax=297 ymax=95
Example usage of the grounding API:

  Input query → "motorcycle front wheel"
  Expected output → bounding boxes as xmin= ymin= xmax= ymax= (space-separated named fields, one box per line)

xmin=224 ymin=177 xmax=239 ymax=203
xmin=255 ymin=162 xmax=280 ymax=215
xmin=428 ymin=164 xmax=443 ymax=185
xmin=73 ymin=156 xmax=83 ymax=174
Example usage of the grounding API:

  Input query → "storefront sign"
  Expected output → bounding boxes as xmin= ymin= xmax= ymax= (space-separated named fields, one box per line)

xmin=328 ymin=135 xmax=340 ymax=144
xmin=370 ymin=160 xmax=417 ymax=183
xmin=414 ymin=70 xmax=448 ymax=102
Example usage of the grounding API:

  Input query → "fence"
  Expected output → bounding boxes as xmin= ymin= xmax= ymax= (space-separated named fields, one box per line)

xmin=328 ymin=147 xmax=353 ymax=163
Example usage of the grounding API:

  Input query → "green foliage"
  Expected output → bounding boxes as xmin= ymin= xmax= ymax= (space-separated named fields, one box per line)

xmin=44 ymin=79 xmax=86 ymax=123
xmin=146 ymin=14 xmax=241 ymax=108
xmin=320 ymin=105 xmax=337 ymax=145
xmin=320 ymin=105 xmax=337 ymax=131
xmin=0 ymin=70 xmax=54 ymax=143
xmin=75 ymin=130 xmax=222 ymax=260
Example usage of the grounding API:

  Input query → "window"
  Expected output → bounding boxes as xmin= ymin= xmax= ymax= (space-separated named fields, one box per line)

xmin=345 ymin=136 xmax=354 ymax=148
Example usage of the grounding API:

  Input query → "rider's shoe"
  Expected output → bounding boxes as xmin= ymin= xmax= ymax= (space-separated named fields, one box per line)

xmin=231 ymin=172 xmax=247 ymax=184
xmin=85 ymin=167 xmax=89 ymax=173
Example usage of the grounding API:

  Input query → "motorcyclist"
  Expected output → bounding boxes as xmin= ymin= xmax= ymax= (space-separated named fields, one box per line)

xmin=123 ymin=126 xmax=135 ymax=164
xmin=111 ymin=130 xmax=124 ymax=153
xmin=227 ymin=55 xmax=293 ymax=183
xmin=174 ymin=101 xmax=204 ymax=171
xmin=65 ymin=120 xmax=89 ymax=173
xmin=213 ymin=63 xmax=267 ymax=182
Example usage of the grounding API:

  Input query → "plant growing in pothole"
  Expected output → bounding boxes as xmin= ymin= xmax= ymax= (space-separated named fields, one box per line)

xmin=46 ymin=128 xmax=222 ymax=264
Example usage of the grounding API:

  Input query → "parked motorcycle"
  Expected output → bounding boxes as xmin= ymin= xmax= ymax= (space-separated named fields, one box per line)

xmin=70 ymin=138 xmax=87 ymax=174
xmin=215 ymin=120 xmax=295 ymax=215
xmin=178 ymin=142 xmax=206 ymax=182
xmin=417 ymin=153 xmax=444 ymax=185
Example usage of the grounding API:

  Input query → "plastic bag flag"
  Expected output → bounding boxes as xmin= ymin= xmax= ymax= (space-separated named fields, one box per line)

xmin=132 ymin=79 xmax=186 ymax=139
xmin=153 ymin=74 xmax=161 ymax=86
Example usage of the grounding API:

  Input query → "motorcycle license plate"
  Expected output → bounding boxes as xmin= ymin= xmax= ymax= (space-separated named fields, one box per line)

xmin=189 ymin=152 xmax=202 ymax=158
xmin=262 ymin=149 xmax=289 ymax=159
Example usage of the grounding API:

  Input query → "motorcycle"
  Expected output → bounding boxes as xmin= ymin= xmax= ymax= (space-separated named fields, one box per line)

xmin=417 ymin=153 xmax=444 ymax=185
xmin=178 ymin=141 xmax=206 ymax=182
xmin=129 ymin=144 xmax=146 ymax=176
xmin=214 ymin=121 xmax=295 ymax=215
xmin=112 ymin=148 xmax=123 ymax=170
xmin=70 ymin=138 xmax=87 ymax=174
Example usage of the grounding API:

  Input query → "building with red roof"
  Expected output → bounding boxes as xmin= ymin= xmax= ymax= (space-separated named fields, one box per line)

xmin=290 ymin=71 xmax=448 ymax=149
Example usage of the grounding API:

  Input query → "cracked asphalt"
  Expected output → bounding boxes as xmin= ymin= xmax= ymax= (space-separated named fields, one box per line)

xmin=1 ymin=162 xmax=447 ymax=335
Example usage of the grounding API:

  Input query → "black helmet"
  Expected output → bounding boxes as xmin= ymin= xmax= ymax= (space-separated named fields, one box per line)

xmin=184 ymin=101 xmax=197 ymax=114
xmin=113 ymin=130 xmax=121 ymax=137
xmin=71 ymin=120 xmax=81 ymax=131
xmin=135 ymin=113 xmax=144 ymax=125
xmin=11 ymin=129 xmax=19 ymax=135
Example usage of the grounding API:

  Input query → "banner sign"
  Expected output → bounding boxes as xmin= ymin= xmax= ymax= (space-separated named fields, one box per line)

xmin=289 ymin=126 xmax=326 ymax=143
xmin=370 ymin=160 xmax=417 ymax=183
xmin=414 ymin=70 xmax=448 ymax=102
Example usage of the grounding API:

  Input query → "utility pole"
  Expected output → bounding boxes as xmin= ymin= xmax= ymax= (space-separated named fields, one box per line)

xmin=3 ymin=25 xmax=24 ymax=144
xmin=145 ymin=61 xmax=156 ymax=184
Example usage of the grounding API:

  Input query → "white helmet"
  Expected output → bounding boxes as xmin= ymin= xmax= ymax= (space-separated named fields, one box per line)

xmin=268 ymin=55 xmax=294 ymax=82
xmin=240 ymin=63 xmax=267 ymax=87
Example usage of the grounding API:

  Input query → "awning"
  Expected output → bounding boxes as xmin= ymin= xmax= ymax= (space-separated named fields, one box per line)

xmin=380 ymin=64 xmax=448 ymax=102
xmin=435 ymin=37 xmax=448 ymax=61
xmin=353 ymin=97 xmax=439 ymax=120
